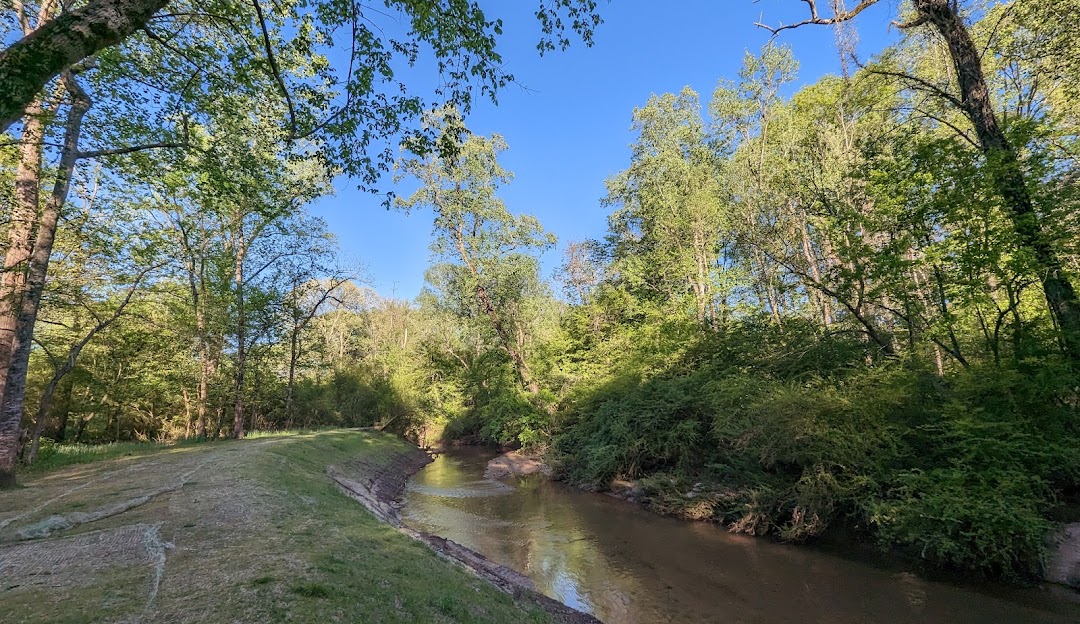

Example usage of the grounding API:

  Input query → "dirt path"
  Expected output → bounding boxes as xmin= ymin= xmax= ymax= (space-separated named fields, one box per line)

xmin=1 ymin=438 xmax=284 ymax=623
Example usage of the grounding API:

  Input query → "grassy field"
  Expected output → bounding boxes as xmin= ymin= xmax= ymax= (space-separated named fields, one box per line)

xmin=22 ymin=429 xmax=315 ymax=474
xmin=0 ymin=430 xmax=553 ymax=623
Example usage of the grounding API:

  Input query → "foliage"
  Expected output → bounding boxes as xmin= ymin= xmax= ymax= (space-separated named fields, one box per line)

xmin=5 ymin=0 xmax=1080 ymax=583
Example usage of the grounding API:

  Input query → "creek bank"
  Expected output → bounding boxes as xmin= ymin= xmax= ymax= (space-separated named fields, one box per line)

xmin=329 ymin=443 xmax=601 ymax=624
xmin=1 ymin=431 xmax=570 ymax=623
xmin=555 ymin=468 xmax=1080 ymax=592
xmin=484 ymin=450 xmax=552 ymax=479
xmin=1047 ymin=523 xmax=1080 ymax=589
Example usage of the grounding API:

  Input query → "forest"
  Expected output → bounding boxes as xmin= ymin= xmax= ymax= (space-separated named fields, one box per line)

xmin=2 ymin=0 xmax=1080 ymax=584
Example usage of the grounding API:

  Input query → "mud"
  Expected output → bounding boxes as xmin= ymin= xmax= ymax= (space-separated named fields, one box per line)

xmin=1047 ymin=522 xmax=1080 ymax=589
xmin=484 ymin=451 xmax=552 ymax=480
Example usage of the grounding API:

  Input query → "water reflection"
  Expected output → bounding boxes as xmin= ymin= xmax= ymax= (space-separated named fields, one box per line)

xmin=402 ymin=448 xmax=1080 ymax=624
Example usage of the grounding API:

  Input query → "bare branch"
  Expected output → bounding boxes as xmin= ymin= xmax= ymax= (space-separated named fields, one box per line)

xmin=78 ymin=141 xmax=182 ymax=159
xmin=755 ymin=0 xmax=881 ymax=36
xmin=866 ymin=66 xmax=964 ymax=109
xmin=892 ymin=14 xmax=929 ymax=29
xmin=78 ymin=114 xmax=190 ymax=159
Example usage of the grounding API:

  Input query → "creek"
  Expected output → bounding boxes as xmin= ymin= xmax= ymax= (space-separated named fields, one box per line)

xmin=402 ymin=447 xmax=1080 ymax=624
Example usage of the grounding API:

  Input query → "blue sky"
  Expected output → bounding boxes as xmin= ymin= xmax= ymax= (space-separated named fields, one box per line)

xmin=310 ymin=0 xmax=900 ymax=300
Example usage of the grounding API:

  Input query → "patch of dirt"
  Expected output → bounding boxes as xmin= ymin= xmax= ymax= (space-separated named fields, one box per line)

xmin=0 ymin=437 xmax=284 ymax=622
xmin=0 ymin=522 xmax=160 ymax=591
xmin=328 ymin=449 xmax=433 ymax=526
xmin=484 ymin=451 xmax=552 ymax=480
xmin=1047 ymin=522 xmax=1080 ymax=589
xmin=329 ymin=447 xmax=602 ymax=624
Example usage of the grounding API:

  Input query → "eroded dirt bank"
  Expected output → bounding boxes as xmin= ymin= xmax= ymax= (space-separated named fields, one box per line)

xmin=329 ymin=446 xmax=602 ymax=624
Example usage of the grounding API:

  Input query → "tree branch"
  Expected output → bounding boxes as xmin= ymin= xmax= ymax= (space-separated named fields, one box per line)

xmin=0 ymin=0 xmax=171 ymax=133
xmin=250 ymin=0 xmax=298 ymax=139
xmin=866 ymin=66 xmax=964 ymax=110
xmin=755 ymin=0 xmax=882 ymax=36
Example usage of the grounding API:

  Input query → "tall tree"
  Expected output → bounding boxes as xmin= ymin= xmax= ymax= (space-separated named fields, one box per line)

xmin=605 ymin=87 xmax=731 ymax=326
xmin=397 ymin=117 xmax=555 ymax=394
xmin=761 ymin=0 xmax=1080 ymax=359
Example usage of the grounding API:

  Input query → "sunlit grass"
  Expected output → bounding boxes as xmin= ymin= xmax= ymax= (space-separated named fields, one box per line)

xmin=5 ymin=430 xmax=556 ymax=622
xmin=24 ymin=439 xmax=198 ymax=474
xmin=23 ymin=427 xmax=337 ymax=474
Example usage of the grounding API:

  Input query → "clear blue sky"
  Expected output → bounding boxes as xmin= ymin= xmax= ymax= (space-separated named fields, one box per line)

xmin=309 ymin=0 xmax=899 ymax=300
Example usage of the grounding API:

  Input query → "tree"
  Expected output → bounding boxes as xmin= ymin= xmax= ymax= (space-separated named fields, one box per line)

xmin=0 ymin=0 xmax=602 ymax=169
xmin=605 ymin=87 xmax=731 ymax=327
xmin=0 ymin=72 xmax=91 ymax=486
xmin=556 ymin=240 xmax=604 ymax=305
xmin=760 ymin=0 xmax=1080 ymax=359
xmin=281 ymin=275 xmax=353 ymax=421
xmin=0 ymin=0 xmax=602 ymax=487
xmin=397 ymin=116 xmax=556 ymax=394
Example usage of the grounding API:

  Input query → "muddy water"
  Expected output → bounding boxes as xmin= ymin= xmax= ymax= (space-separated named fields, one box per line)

xmin=402 ymin=448 xmax=1080 ymax=624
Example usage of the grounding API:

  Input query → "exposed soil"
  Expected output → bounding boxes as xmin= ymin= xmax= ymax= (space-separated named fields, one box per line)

xmin=330 ymin=446 xmax=603 ymax=624
xmin=1047 ymin=523 xmax=1080 ymax=589
xmin=0 ymin=438 xmax=281 ymax=623
xmin=484 ymin=451 xmax=552 ymax=480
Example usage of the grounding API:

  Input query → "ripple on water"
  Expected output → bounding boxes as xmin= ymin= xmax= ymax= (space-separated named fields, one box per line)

xmin=406 ymin=478 xmax=514 ymax=499
xmin=403 ymin=500 xmax=517 ymax=529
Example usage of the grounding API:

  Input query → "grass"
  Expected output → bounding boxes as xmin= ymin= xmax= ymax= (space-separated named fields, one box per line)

xmin=239 ymin=431 xmax=555 ymax=623
xmin=23 ymin=428 xmax=333 ymax=475
xmin=25 ymin=439 xmax=199 ymax=474
xmin=1 ymin=429 xmax=556 ymax=623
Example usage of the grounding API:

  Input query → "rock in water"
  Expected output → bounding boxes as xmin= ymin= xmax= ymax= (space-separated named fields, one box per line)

xmin=1046 ymin=522 xmax=1080 ymax=589
xmin=484 ymin=451 xmax=551 ymax=480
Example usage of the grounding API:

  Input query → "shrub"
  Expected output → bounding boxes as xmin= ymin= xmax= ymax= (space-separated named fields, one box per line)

xmin=869 ymin=468 xmax=1051 ymax=578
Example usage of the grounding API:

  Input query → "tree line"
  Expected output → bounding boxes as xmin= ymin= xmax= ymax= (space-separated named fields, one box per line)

xmin=0 ymin=0 xmax=601 ymax=485
xmin=321 ymin=2 xmax=1080 ymax=579
xmin=2 ymin=0 xmax=1079 ymax=581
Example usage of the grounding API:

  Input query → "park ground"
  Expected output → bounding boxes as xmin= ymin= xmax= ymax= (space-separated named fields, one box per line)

xmin=0 ymin=430 xmax=556 ymax=624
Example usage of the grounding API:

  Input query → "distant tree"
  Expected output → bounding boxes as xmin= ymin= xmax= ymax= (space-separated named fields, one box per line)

xmin=396 ymin=114 xmax=555 ymax=394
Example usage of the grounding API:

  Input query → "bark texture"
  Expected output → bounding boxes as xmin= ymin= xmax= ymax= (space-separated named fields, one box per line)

xmin=0 ymin=0 xmax=169 ymax=132
xmin=0 ymin=76 xmax=90 ymax=487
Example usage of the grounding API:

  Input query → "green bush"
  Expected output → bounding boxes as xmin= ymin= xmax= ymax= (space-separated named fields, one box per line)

xmin=869 ymin=468 xmax=1051 ymax=578
xmin=553 ymin=319 xmax=1080 ymax=578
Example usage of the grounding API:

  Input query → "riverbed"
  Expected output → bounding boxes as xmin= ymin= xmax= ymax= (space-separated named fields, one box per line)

xmin=402 ymin=447 xmax=1080 ymax=624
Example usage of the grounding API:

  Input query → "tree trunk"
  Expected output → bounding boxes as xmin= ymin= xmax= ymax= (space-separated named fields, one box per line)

xmin=0 ymin=75 xmax=89 ymax=487
xmin=196 ymin=343 xmax=212 ymax=439
xmin=54 ymin=375 xmax=74 ymax=442
xmin=285 ymin=324 xmax=299 ymax=419
xmin=913 ymin=0 xmax=1080 ymax=359
xmin=232 ymin=234 xmax=247 ymax=439
xmin=0 ymin=0 xmax=170 ymax=133
xmin=184 ymin=243 xmax=211 ymax=441
xmin=0 ymin=100 xmax=47 ymax=411
xmin=798 ymin=217 xmax=833 ymax=326
xmin=182 ymin=387 xmax=192 ymax=439
xmin=74 ymin=413 xmax=92 ymax=443
xmin=475 ymin=284 xmax=539 ymax=394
